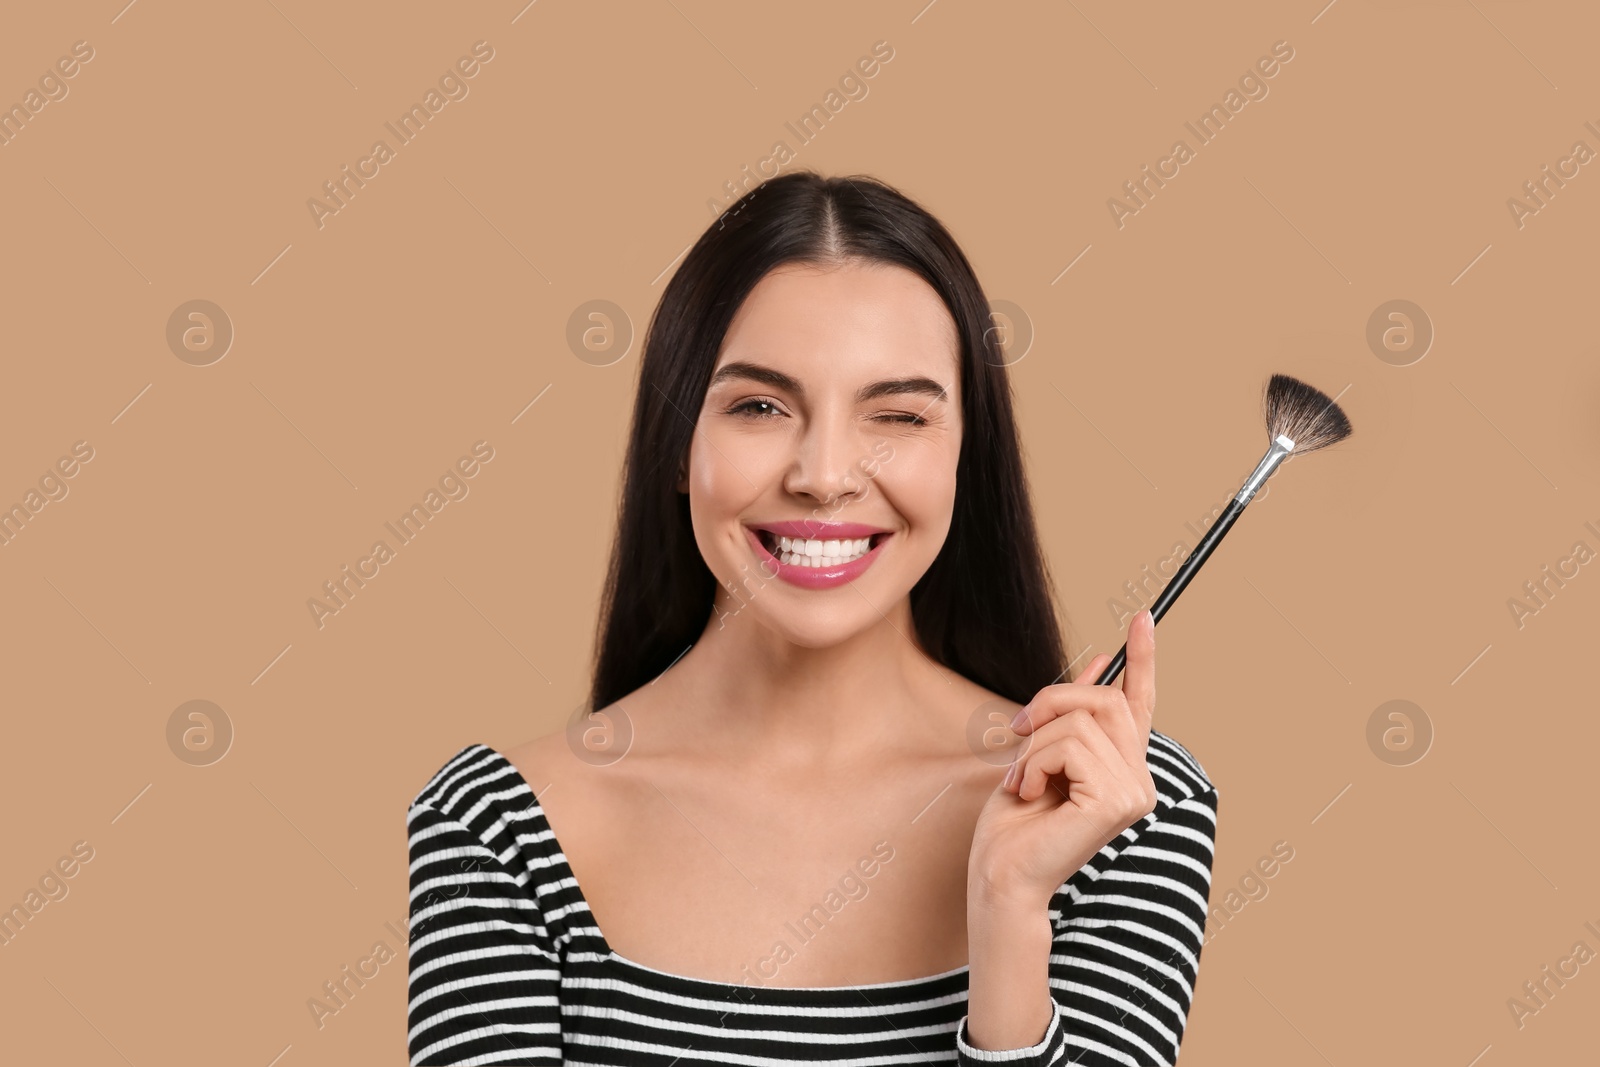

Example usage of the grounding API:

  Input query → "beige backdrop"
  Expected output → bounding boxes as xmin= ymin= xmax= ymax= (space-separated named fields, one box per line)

xmin=2 ymin=1 xmax=1595 ymax=1063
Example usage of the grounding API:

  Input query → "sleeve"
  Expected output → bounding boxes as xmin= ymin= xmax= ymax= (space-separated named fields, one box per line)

xmin=953 ymin=786 xmax=1219 ymax=1066
xmin=406 ymin=801 xmax=565 ymax=1066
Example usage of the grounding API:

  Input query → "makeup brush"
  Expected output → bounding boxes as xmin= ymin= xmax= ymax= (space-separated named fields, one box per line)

xmin=1093 ymin=373 xmax=1353 ymax=686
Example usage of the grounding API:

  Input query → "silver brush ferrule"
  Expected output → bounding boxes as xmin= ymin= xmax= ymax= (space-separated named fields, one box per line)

xmin=1235 ymin=433 xmax=1296 ymax=505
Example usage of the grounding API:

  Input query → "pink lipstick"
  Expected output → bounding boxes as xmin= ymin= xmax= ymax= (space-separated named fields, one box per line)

xmin=744 ymin=521 xmax=893 ymax=590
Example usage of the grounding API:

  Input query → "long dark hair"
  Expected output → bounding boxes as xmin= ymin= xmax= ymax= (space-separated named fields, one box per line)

xmin=589 ymin=170 xmax=1074 ymax=712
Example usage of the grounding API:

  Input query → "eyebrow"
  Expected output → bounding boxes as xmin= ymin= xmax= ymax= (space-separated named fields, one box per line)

xmin=707 ymin=360 xmax=949 ymax=405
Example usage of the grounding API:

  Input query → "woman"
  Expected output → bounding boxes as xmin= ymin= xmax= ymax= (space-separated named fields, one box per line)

xmin=406 ymin=171 xmax=1218 ymax=1065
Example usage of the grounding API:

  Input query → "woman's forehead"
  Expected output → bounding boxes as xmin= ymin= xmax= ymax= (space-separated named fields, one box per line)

xmin=717 ymin=262 xmax=960 ymax=379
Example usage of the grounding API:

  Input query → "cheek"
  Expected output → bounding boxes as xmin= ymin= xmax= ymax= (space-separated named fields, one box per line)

xmin=691 ymin=427 xmax=782 ymax=503
xmin=873 ymin=444 xmax=957 ymax=534
xmin=685 ymin=426 xmax=785 ymax=553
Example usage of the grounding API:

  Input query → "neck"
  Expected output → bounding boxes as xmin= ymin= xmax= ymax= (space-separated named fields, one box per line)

xmin=653 ymin=589 xmax=958 ymax=774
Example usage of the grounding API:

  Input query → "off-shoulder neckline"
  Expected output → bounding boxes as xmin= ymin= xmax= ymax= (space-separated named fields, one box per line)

xmin=474 ymin=743 xmax=973 ymax=996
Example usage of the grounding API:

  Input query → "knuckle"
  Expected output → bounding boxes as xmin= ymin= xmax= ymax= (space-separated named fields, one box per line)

xmin=1037 ymin=708 xmax=1088 ymax=743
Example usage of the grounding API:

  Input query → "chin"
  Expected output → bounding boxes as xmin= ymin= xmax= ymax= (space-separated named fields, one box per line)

xmin=730 ymin=603 xmax=882 ymax=649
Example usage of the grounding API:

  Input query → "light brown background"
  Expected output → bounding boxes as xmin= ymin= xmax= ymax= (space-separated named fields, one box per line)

xmin=2 ymin=0 xmax=1595 ymax=1063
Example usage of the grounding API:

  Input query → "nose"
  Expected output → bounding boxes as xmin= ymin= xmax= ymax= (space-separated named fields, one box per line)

xmin=783 ymin=412 xmax=868 ymax=509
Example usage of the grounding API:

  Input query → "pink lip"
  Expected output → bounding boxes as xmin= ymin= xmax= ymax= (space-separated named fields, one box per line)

xmin=743 ymin=524 xmax=892 ymax=590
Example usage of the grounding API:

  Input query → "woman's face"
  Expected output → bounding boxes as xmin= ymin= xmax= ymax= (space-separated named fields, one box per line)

xmin=682 ymin=259 xmax=964 ymax=647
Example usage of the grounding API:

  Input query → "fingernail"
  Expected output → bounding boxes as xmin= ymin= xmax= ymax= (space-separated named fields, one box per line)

xmin=1003 ymin=760 xmax=1018 ymax=789
xmin=1009 ymin=707 xmax=1029 ymax=732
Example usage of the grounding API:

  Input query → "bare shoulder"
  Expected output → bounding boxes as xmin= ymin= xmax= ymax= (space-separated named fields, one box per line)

xmin=498 ymin=704 xmax=661 ymax=900
xmin=500 ymin=727 xmax=584 ymax=795
xmin=944 ymin=673 xmax=1023 ymax=734
xmin=916 ymin=673 xmax=1023 ymax=794
xmin=499 ymin=699 xmax=650 ymax=798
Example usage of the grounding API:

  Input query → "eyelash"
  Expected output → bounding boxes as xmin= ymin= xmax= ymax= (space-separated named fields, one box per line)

xmin=726 ymin=398 xmax=926 ymax=426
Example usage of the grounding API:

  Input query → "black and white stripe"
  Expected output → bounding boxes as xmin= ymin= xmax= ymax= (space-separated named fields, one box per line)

xmin=407 ymin=731 xmax=1217 ymax=1065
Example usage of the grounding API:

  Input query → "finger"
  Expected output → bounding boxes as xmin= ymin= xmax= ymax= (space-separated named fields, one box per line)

xmin=1122 ymin=609 xmax=1156 ymax=733
xmin=1013 ymin=684 xmax=1141 ymax=767
xmin=1014 ymin=680 xmax=1126 ymax=735
xmin=1061 ymin=714 xmax=1157 ymax=815
xmin=1042 ymin=735 xmax=1150 ymax=850
xmin=1014 ymin=706 xmax=1129 ymax=801
xmin=1067 ymin=652 xmax=1136 ymax=763
xmin=1025 ymin=693 xmax=1142 ymax=771
xmin=1014 ymin=721 xmax=1118 ymax=804
xmin=1071 ymin=653 xmax=1113 ymax=686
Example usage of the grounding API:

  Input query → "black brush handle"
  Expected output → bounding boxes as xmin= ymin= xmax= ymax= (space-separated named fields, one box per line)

xmin=1094 ymin=496 xmax=1247 ymax=686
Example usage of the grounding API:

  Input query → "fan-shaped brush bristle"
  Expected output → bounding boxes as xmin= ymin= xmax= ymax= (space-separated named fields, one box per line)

xmin=1263 ymin=374 xmax=1352 ymax=455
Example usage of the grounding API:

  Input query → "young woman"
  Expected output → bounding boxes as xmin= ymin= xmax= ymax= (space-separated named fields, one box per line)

xmin=406 ymin=171 xmax=1218 ymax=1065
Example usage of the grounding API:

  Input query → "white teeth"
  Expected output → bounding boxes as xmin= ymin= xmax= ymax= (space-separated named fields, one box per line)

xmin=767 ymin=534 xmax=874 ymax=567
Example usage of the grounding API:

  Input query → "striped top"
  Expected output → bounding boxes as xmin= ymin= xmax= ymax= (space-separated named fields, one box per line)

xmin=407 ymin=733 xmax=1218 ymax=1066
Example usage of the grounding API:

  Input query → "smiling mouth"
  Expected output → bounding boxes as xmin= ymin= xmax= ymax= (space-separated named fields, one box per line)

xmin=757 ymin=530 xmax=888 ymax=568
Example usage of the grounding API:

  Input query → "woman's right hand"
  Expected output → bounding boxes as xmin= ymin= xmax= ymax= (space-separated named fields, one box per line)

xmin=967 ymin=610 xmax=1159 ymax=909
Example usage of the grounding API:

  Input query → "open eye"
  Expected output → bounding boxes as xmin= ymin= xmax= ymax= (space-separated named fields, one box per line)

xmin=727 ymin=398 xmax=785 ymax=419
